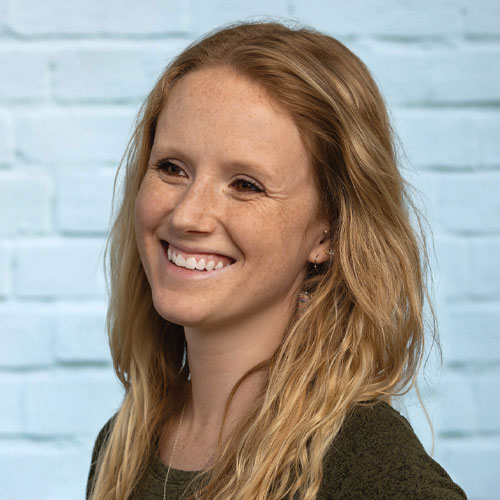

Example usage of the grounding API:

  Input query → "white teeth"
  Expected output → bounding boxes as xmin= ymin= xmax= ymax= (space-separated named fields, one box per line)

xmin=167 ymin=244 xmax=232 ymax=271
xmin=174 ymin=254 xmax=185 ymax=267
xmin=185 ymin=257 xmax=197 ymax=270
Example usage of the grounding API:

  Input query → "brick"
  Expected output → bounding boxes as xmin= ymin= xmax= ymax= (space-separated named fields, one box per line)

xmin=469 ymin=239 xmax=500 ymax=297
xmin=0 ymin=47 xmax=49 ymax=102
xmin=430 ymin=47 xmax=500 ymax=103
xmin=399 ymin=403 xmax=435 ymax=455
xmin=291 ymin=0 xmax=464 ymax=37
xmin=0 ymin=376 xmax=23 ymax=433
xmin=436 ymin=173 xmax=500 ymax=233
xmin=0 ymin=444 xmax=91 ymax=500
xmin=0 ymin=242 xmax=9 ymax=296
xmin=400 ymin=168 xmax=439 ymax=229
xmin=0 ymin=111 xmax=14 ymax=166
xmin=464 ymin=0 xmax=500 ymax=36
xmin=437 ymin=438 xmax=500 ymax=500
xmin=8 ymin=0 xmax=189 ymax=36
xmin=434 ymin=371 xmax=476 ymax=434
xmin=13 ymin=238 xmax=107 ymax=298
xmin=0 ymin=1 xmax=7 ymax=34
xmin=22 ymin=370 xmax=123 ymax=435
xmin=432 ymin=235 xmax=469 ymax=301
xmin=52 ymin=43 xmax=186 ymax=103
xmin=14 ymin=109 xmax=135 ymax=166
xmin=440 ymin=303 xmax=500 ymax=363
xmin=56 ymin=168 xmax=115 ymax=233
xmin=190 ymin=0 xmax=289 ymax=35
xmin=54 ymin=303 xmax=111 ymax=363
xmin=393 ymin=109 xmax=474 ymax=168
xmin=0 ymin=171 xmax=52 ymax=236
xmin=358 ymin=45 xmax=500 ymax=106
xmin=355 ymin=45 xmax=435 ymax=106
xmin=393 ymin=109 xmax=500 ymax=169
xmin=0 ymin=306 xmax=54 ymax=367
xmin=477 ymin=112 xmax=500 ymax=166
xmin=398 ymin=380 xmax=440 ymax=454
xmin=476 ymin=369 xmax=500 ymax=433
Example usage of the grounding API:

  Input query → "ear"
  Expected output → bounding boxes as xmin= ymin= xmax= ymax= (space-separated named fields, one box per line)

xmin=307 ymin=224 xmax=332 ymax=265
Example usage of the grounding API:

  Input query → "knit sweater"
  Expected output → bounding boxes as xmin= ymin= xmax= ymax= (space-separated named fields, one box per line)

xmin=86 ymin=402 xmax=467 ymax=499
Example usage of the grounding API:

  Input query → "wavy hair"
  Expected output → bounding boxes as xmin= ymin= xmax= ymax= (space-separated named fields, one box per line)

xmin=88 ymin=20 xmax=438 ymax=500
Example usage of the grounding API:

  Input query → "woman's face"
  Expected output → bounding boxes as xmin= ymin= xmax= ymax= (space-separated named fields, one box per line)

xmin=135 ymin=66 xmax=328 ymax=329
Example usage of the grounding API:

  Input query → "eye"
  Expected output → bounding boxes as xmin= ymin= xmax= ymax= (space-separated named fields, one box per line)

xmin=152 ymin=159 xmax=264 ymax=194
xmin=153 ymin=159 xmax=186 ymax=176
xmin=232 ymin=178 xmax=264 ymax=193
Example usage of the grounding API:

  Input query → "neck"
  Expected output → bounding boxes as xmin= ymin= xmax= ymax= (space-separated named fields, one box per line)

xmin=183 ymin=297 xmax=294 ymax=435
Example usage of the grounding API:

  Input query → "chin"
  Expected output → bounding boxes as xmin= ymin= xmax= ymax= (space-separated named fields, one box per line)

xmin=151 ymin=291 xmax=209 ymax=327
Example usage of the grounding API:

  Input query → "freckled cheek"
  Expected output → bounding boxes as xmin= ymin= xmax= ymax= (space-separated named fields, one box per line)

xmin=236 ymin=219 xmax=293 ymax=269
xmin=134 ymin=197 xmax=153 ymax=270
xmin=135 ymin=183 xmax=172 ymax=234
xmin=269 ymin=211 xmax=312 ymax=270
xmin=134 ymin=192 xmax=153 ymax=240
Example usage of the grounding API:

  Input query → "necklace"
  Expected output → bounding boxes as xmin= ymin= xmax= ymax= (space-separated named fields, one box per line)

xmin=162 ymin=399 xmax=186 ymax=500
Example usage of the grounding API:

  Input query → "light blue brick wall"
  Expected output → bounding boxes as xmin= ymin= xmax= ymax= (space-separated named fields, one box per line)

xmin=0 ymin=1 xmax=498 ymax=499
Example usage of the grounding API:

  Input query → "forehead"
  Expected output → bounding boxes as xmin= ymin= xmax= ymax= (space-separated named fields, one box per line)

xmin=152 ymin=67 xmax=314 ymax=190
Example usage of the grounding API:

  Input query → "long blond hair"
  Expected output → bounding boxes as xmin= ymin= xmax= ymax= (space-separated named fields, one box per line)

xmin=89 ymin=20 xmax=438 ymax=500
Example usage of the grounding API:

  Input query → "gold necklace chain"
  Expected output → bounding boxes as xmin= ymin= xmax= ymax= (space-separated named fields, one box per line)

xmin=162 ymin=400 xmax=186 ymax=500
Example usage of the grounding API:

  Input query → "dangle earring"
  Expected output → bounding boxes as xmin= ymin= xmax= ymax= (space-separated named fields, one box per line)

xmin=297 ymin=254 xmax=320 ymax=313
xmin=297 ymin=290 xmax=310 ymax=313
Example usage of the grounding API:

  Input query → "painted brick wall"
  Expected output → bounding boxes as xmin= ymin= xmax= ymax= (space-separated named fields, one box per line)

xmin=1 ymin=1 xmax=499 ymax=499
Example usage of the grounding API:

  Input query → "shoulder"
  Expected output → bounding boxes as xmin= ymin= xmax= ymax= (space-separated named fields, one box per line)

xmin=86 ymin=413 xmax=118 ymax=499
xmin=318 ymin=402 xmax=467 ymax=500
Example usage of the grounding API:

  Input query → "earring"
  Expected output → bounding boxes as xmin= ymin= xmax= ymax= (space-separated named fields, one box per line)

xmin=297 ymin=290 xmax=310 ymax=312
xmin=314 ymin=254 xmax=319 ymax=270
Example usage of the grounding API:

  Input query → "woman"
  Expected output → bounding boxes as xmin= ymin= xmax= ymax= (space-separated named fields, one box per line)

xmin=86 ymin=20 xmax=467 ymax=500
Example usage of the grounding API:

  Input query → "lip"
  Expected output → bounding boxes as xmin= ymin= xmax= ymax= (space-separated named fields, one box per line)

xmin=162 ymin=242 xmax=235 ymax=280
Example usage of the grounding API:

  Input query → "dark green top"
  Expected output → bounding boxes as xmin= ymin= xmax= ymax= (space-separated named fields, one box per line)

xmin=86 ymin=402 xmax=467 ymax=499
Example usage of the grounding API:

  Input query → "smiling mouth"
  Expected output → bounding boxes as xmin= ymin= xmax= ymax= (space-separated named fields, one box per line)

xmin=161 ymin=241 xmax=235 ymax=272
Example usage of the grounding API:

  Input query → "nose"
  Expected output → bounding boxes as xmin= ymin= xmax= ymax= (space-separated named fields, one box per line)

xmin=168 ymin=175 xmax=220 ymax=235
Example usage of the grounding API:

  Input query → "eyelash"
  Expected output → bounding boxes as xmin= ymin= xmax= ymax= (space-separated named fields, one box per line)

xmin=153 ymin=159 xmax=264 ymax=194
